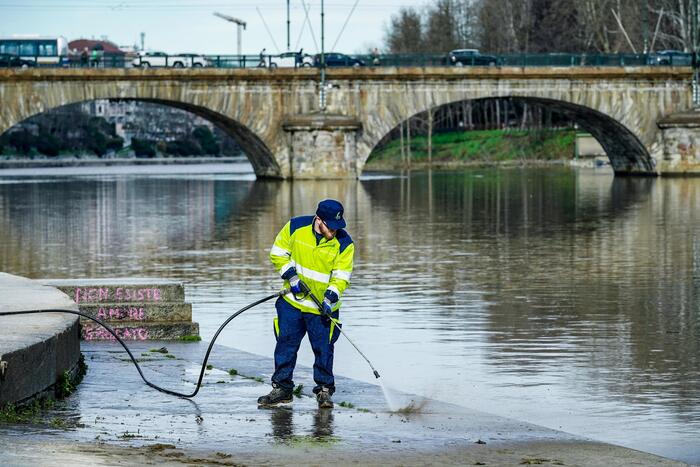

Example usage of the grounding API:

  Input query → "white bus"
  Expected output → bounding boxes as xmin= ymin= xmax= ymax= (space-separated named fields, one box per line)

xmin=0 ymin=36 xmax=69 ymax=66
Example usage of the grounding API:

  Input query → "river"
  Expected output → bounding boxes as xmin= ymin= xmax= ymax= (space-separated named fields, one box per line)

xmin=0 ymin=163 xmax=698 ymax=463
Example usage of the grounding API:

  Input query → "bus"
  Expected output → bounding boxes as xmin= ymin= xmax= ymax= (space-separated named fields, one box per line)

xmin=0 ymin=36 xmax=68 ymax=66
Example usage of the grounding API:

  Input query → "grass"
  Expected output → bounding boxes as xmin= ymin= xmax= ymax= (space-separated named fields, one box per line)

xmin=206 ymin=364 xmax=214 ymax=370
xmin=179 ymin=335 xmax=201 ymax=342
xmin=165 ymin=354 xmax=176 ymax=359
xmin=149 ymin=347 xmax=169 ymax=354
xmin=367 ymin=128 xmax=576 ymax=168
xmin=228 ymin=369 xmax=238 ymax=376
xmin=338 ymin=401 xmax=355 ymax=409
xmin=0 ymin=399 xmax=53 ymax=424
xmin=292 ymin=384 xmax=303 ymax=397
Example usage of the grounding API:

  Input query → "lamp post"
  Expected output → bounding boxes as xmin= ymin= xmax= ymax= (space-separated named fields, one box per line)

xmin=213 ymin=12 xmax=247 ymax=57
xmin=320 ymin=0 xmax=326 ymax=111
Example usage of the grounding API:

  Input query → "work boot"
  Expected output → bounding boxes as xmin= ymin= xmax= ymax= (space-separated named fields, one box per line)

xmin=258 ymin=383 xmax=293 ymax=407
xmin=316 ymin=387 xmax=334 ymax=409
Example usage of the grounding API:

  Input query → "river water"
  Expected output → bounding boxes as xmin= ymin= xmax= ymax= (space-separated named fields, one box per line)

xmin=0 ymin=163 xmax=698 ymax=463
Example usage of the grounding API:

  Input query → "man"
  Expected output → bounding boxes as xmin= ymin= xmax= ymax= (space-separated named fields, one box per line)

xmin=258 ymin=199 xmax=354 ymax=409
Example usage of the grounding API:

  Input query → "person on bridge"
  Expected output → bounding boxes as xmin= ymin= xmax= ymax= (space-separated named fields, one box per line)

xmin=258 ymin=199 xmax=354 ymax=409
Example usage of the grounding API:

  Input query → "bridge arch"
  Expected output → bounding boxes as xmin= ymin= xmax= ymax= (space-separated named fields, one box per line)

xmin=0 ymin=98 xmax=280 ymax=176
xmin=363 ymin=96 xmax=654 ymax=173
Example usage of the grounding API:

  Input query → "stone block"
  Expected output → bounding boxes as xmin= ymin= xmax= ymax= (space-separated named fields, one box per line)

xmin=81 ymin=322 xmax=200 ymax=341
xmin=77 ymin=303 xmax=192 ymax=323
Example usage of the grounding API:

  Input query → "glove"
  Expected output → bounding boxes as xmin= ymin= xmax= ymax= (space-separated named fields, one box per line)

xmin=282 ymin=268 xmax=306 ymax=296
xmin=320 ymin=289 xmax=338 ymax=325
xmin=289 ymin=275 xmax=306 ymax=296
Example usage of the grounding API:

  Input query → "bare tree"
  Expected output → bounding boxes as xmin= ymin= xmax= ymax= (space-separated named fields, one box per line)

xmin=384 ymin=7 xmax=425 ymax=53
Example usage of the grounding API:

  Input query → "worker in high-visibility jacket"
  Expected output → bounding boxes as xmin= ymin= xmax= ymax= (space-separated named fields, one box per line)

xmin=258 ymin=199 xmax=354 ymax=409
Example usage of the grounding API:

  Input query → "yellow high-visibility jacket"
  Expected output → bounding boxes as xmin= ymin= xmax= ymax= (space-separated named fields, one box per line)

xmin=270 ymin=215 xmax=354 ymax=314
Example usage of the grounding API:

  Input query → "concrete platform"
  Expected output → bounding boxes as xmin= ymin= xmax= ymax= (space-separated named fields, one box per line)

xmin=0 ymin=273 xmax=80 ymax=405
xmin=0 ymin=339 xmax=685 ymax=466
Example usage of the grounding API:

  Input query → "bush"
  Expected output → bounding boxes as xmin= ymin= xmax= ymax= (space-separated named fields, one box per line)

xmin=132 ymin=138 xmax=156 ymax=157
xmin=165 ymin=138 xmax=202 ymax=156
xmin=107 ymin=136 xmax=124 ymax=152
xmin=36 ymin=132 xmax=62 ymax=157
xmin=8 ymin=129 xmax=32 ymax=155
xmin=193 ymin=125 xmax=219 ymax=155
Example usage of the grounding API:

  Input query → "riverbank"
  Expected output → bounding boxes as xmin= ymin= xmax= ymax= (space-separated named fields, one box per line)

xmin=0 ymin=339 xmax=684 ymax=466
xmin=365 ymin=129 xmax=577 ymax=170
xmin=0 ymin=155 xmax=247 ymax=169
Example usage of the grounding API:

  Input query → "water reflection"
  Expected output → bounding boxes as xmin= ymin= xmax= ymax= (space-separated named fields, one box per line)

xmin=0 ymin=166 xmax=698 ymax=462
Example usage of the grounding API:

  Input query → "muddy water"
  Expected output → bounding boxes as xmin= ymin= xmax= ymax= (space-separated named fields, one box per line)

xmin=0 ymin=164 xmax=698 ymax=463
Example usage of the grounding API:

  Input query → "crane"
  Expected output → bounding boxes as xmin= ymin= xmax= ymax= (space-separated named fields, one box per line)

xmin=213 ymin=12 xmax=247 ymax=56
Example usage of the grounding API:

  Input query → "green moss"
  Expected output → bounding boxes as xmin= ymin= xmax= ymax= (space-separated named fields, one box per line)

xmin=338 ymin=401 xmax=355 ymax=408
xmin=179 ymin=335 xmax=202 ymax=342
xmin=206 ymin=364 xmax=214 ymax=370
xmin=165 ymin=354 xmax=176 ymax=359
xmin=228 ymin=369 xmax=238 ymax=376
xmin=253 ymin=377 xmax=265 ymax=383
xmin=292 ymin=384 xmax=303 ymax=398
xmin=0 ymin=399 xmax=52 ymax=424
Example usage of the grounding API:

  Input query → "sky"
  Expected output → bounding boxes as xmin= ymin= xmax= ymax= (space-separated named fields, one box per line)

xmin=0 ymin=0 xmax=428 ymax=55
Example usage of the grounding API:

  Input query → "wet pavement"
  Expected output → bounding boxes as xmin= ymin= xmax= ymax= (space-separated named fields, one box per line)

xmin=0 ymin=340 xmax=686 ymax=466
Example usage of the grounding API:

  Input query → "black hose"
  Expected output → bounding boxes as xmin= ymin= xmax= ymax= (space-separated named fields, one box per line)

xmin=0 ymin=290 xmax=284 ymax=398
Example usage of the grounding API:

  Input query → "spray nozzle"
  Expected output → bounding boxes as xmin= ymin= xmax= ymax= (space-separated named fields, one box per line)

xmin=373 ymin=370 xmax=380 ymax=379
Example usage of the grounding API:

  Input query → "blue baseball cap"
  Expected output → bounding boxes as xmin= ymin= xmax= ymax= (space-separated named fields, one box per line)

xmin=316 ymin=199 xmax=346 ymax=230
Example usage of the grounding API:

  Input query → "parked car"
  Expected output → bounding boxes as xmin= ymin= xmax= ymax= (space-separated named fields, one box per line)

xmin=313 ymin=52 xmax=364 ymax=67
xmin=648 ymin=50 xmax=692 ymax=66
xmin=132 ymin=51 xmax=207 ymax=68
xmin=448 ymin=49 xmax=499 ymax=66
xmin=266 ymin=50 xmax=313 ymax=68
xmin=0 ymin=53 xmax=35 ymax=68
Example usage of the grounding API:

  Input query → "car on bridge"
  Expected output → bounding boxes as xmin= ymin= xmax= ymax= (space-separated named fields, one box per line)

xmin=448 ymin=49 xmax=499 ymax=66
xmin=648 ymin=50 xmax=692 ymax=66
xmin=264 ymin=50 xmax=314 ymax=68
xmin=132 ymin=51 xmax=208 ymax=68
xmin=312 ymin=52 xmax=364 ymax=67
xmin=0 ymin=53 xmax=35 ymax=68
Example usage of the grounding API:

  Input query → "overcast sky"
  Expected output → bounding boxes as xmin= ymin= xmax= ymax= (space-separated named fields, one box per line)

xmin=0 ymin=0 xmax=427 ymax=55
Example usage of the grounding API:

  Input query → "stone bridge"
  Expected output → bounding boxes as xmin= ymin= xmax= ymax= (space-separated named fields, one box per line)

xmin=0 ymin=67 xmax=697 ymax=178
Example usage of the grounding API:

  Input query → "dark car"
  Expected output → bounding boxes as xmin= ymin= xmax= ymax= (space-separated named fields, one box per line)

xmin=448 ymin=49 xmax=499 ymax=66
xmin=0 ymin=53 xmax=35 ymax=68
xmin=313 ymin=52 xmax=364 ymax=67
xmin=648 ymin=50 xmax=692 ymax=66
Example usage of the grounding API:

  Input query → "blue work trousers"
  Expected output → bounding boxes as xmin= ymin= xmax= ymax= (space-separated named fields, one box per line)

xmin=271 ymin=297 xmax=341 ymax=395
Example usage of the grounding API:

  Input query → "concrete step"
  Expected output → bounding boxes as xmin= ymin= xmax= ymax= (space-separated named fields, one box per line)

xmin=81 ymin=321 xmax=200 ymax=341
xmin=77 ymin=303 xmax=192 ymax=323
xmin=41 ymin=279 xmax=185 ymax=304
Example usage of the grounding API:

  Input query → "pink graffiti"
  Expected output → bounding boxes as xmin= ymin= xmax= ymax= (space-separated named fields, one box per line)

xmin=74 ymin=287 xmax=162 ymax=304
xmin=82 ymin=325 xmax=149 ymax=341
xmin=115 ymin=288 xmax=161 ymax=302
xmin=96 ymin=306 xmax=145 ymax=321
xmin=74 ymin=287 xmax=109 ymax=304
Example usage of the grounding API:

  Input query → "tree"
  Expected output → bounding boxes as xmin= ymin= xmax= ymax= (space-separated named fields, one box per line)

xmin=131 ymin=138 xmax=156 ymax=157
xmin=36 ymin=132 xmax=61 ymax=157
xmin=385 ymin=7 xmax=425 ymax=53
xmin=192 ymin=126 xmax=219 ymax=155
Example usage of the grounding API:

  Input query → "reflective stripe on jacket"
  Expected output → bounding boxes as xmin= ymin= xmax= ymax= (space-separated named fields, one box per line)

xmin=270 ymin=215 xmax=354 ymax=314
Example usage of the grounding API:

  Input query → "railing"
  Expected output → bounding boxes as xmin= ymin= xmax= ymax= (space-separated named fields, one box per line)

xmin=4 ymin=52 xmax=695 ymax=69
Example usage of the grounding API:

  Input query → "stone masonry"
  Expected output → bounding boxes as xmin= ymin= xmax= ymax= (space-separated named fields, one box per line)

xmin=41 ymin=279 xmax=199 ymax=341
xmin=0 ymin=67 xmax=696 ymax=177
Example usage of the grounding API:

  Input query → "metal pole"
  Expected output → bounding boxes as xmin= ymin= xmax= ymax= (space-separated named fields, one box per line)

xmin=287 ymin=0 xmax=291 ymax=51
xmin=320 ymin=0 xmax=326 ymax=110
xmin=237 ymin=24 xmax=242 ymax=57
xmin=643 ymin=0 xmax=649 ymax=53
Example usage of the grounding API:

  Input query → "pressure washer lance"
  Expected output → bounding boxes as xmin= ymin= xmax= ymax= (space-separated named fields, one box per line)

xmin=0 ymin=288 xmax=289 ymax=398
xmin=299 ymin=282 xmax=381 ymax=379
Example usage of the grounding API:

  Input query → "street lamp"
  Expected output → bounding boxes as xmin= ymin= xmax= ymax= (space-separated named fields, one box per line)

xmin=213 ymin=12 xmax=247 ymax=56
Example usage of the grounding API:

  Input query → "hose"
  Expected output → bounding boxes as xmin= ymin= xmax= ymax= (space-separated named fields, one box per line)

xmin=0 ymin=289 xmax=287 ymax=399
